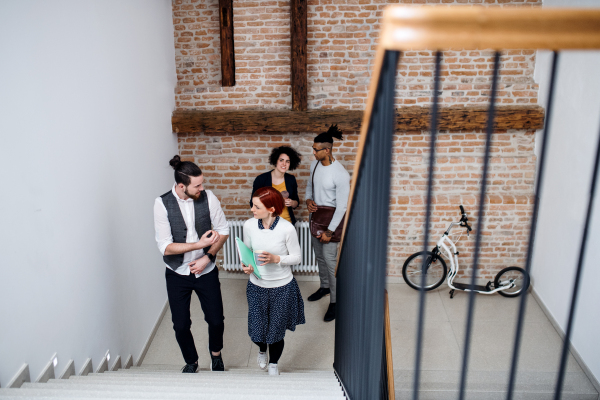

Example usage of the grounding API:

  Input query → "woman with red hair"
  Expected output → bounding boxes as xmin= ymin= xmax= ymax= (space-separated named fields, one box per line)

xmin=241 ymin=186 xmax=305 ymax=376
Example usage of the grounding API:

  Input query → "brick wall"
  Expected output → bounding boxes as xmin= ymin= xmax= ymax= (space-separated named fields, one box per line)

xmin=172 ymin=0 xmax=540 ymax=278
xmin=173 ymin=0 xmax=540 ymax=110
xmin=179 ymin=129 xmax=535 ymax=279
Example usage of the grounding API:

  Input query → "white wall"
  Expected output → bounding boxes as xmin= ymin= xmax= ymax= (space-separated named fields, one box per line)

xmin=0 ymin=1 xmax=177 ymax=386
xmin=532 ymin=0 xmax=600 ymax=384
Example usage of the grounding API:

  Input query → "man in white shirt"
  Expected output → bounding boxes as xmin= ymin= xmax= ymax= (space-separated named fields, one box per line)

xmin=305 ymin=126 xmax=350 ymax=322
xmin=154 ymin=156 xmax=229 ymax=373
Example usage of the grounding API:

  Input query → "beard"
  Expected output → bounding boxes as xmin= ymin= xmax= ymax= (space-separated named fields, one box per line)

xmin=184 ymin=187 xmax=201 ymax=200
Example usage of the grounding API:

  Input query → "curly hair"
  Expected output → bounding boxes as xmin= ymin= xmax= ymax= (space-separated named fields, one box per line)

xmin=268 ymin=146 xmax=302 ymax=171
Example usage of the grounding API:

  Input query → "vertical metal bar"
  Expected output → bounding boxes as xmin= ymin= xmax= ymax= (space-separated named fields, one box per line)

xmin=458 ymin=51 xmax=501 ymax=400
xmin=413 ymin=50 xmax=442 ymax=400
xmin=553 ymin=96 xmax=600 ymax=400
xmin=506 ymin=51 xmax=559 ymax=400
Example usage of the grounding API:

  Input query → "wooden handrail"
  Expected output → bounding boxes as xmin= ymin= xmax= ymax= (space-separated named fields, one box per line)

xmin=381 ymin=7 xmax=600 ymax=51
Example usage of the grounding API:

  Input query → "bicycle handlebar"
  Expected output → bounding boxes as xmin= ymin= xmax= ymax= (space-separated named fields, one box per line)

xmin=459 ymin=205 xmax=472 ymax=232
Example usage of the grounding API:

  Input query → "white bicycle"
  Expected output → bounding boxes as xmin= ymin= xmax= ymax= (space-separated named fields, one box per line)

xmin=402 ymin=205 xmax=530 ymax=298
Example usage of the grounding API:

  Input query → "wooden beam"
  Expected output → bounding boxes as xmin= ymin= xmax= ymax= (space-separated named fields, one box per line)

xmin=290 ymin=0 xmax=307 ymax=111
xmin=218 ymin=0 xmax=235 ymax=86
xmin=381 ymin=7 xmax=600 ymax=51
xmin=171 ymin=105 xmax=544 ymax=133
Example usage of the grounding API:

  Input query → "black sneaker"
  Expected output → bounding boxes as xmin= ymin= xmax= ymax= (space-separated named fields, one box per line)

xmin=181 ymin=362 xmax=198 ymax=373
xmin=307 ymin=287 xmax=330 ymax=302
xmin=210 ymin=354 xmax=225 ymax=371
xmin=324 ymin=302 xmax=336 ymax=322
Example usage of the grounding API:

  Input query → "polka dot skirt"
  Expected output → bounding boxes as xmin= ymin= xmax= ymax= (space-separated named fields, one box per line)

xmin=246 ymin=278 xmax=306 ymax=344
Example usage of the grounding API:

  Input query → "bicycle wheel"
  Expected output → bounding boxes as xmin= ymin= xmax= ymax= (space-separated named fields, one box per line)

xmin=494 ymin=267 xmax=530 ymax=298
xmin=402 ymin=251 xmax=447 ymax=291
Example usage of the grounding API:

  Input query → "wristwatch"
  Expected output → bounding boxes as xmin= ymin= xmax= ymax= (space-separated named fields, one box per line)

xmin=206 ymin=253 xmax=216 ymax=263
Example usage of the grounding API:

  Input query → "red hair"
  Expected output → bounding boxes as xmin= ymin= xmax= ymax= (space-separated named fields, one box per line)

xmin=252 ymin=186 xmax=285 ymax=216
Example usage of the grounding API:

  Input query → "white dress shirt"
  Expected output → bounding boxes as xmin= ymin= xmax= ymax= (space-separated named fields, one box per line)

xmin=154 ymin=185 xmax=229 ymax=277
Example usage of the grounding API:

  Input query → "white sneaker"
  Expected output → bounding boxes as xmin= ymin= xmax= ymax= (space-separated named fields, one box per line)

xmin=268 ymin=363 xmax=279 ymax=376
xmin=257 ymin=351 xmax=268 ymax=370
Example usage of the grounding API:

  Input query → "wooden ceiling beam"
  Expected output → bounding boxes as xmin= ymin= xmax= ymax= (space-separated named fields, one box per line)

xmin=172 ymin=105 xmax=544 ymax=133
xmin=290 ymin=0 xmax=308 ymax=111
xmin=218 ymin=0 xmax=235 ymax=86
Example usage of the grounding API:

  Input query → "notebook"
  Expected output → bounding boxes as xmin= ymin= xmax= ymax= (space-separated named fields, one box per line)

xmin=235 ymin=237 xmax=262 ymax=279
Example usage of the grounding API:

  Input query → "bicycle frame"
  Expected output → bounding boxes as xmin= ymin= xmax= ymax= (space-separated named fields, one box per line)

xmin=436 ymin=222 xmax=516 ymax=294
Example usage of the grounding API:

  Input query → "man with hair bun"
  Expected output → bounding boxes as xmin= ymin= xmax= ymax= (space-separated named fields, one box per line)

xmin=305 ymin=125 xmax=350 ymax=322
xmin=154 ymin=155 xmax=230 ymax=373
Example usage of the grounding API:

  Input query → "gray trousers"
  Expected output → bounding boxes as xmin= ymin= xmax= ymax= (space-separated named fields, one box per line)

xmin=311 ymin=236 xmax=339 ymax=303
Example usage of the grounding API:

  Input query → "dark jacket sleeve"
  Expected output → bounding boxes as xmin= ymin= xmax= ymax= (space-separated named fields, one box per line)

xmin=250 ymin=172 xmax=270 ymax=208
xmin=250 ymin=176 xmax=260 ymax=208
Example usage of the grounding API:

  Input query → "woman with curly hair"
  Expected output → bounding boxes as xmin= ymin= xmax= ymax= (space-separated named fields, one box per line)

xmin=250 ymin=146 xmax=302 ymax=225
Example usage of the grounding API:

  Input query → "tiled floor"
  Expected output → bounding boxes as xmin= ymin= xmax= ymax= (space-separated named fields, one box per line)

xmin=143 ymin=274 xmax=598 ymax=398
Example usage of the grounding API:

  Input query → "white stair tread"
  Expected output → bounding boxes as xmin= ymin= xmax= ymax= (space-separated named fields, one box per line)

xmin=0 ymin=388 xmax=344 ymax=399
xmin=73 ymin=372 xmax=338 ymax=383
xmin=24 ymin=381 xmax=342 ymax=393
xmin=135 ymin=365 xmax=332 ymax=374
xmin=113 ymin=364 xmax=335 ymax=378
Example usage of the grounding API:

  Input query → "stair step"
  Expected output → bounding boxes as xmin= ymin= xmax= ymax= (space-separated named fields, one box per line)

xmin=114 ymin=369 xmax=334 ymax=377
xmin=73 ymin=372 xmax=338 ymax=383
xmin=20 ymin=382 xmax=343 ymax=395
xmin=25 ymin=379 xmax=341 ymax=391
xmin=134 ymin=365 xmax=332 ymax=374
xmin=0 ymin=388 xmax=344 ymax=399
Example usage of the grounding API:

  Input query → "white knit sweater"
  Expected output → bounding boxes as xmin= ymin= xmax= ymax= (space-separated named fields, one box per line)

xmin=242 ymin=217 xmax=301 ymax=288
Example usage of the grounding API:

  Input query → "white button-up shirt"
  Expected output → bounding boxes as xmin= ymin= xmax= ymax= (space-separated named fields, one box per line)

xmin=154 ymin=185 xmax=229 ymax=277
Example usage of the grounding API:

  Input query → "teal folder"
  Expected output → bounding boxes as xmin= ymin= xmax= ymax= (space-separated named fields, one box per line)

xmin=235 ymin=237 xmax=262 ymax=279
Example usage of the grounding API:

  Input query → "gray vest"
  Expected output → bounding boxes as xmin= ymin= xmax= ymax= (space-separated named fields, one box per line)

xmin=161 ymin=190 xmax=212 ymax=269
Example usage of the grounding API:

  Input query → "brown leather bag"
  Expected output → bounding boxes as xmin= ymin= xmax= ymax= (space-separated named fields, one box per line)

xmin=309 ymin=162 xmax=345 ymax=242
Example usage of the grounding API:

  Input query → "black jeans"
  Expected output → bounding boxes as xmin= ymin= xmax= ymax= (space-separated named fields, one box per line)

xmin=165 ymin=267 xmax=225 ymax=364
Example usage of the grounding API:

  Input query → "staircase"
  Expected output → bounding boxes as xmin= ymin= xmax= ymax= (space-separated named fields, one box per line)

xmin=0 ymin=365 xmax=346 ymax=399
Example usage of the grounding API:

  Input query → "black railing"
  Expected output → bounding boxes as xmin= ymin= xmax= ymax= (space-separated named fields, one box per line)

xmin=333 ymin=50 xmax=600 ymax=400
xmin=333 ymin=49 xmax=400 ymax=400
xmin=333 ymin=11 xmax=600 ymax=400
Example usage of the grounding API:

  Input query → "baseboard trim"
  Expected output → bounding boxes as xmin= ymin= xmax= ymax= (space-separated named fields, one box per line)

xmin=35 ymin=353 xmax=56 ymax=383
xmin=79 ymin=358 xmax=93 ymax=376
xmin=136 ymin=299 xmax=169 ymax=366
xmin=123 ymin=354 xmax=133 ymax=369
xmin=110 ymin=355 xmax=122 ymax=371
xmin=531 ymin=287 xmax=600 ymax=394
xmin=58 ymin=359 xmax=75 ymax=379
xmin=6 ymin=363 xmax=30 ymax=388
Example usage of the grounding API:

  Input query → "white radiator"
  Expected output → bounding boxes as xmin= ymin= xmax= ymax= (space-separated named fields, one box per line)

xmin=222 ymin=220 xmax=318 ymax=273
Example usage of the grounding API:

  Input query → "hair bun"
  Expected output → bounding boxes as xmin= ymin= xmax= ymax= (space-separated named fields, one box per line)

xmin=326 ymin=124 xmax=343 ymax=141
xmin=169 ymin=155 xmax=181 ymax=169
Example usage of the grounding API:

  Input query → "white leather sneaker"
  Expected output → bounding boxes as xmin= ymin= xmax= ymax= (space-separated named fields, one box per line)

xmin=257 ymin=351 xmax=268 ymax=370
xmin=268 ymin=363 xmax=279 ymax=376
